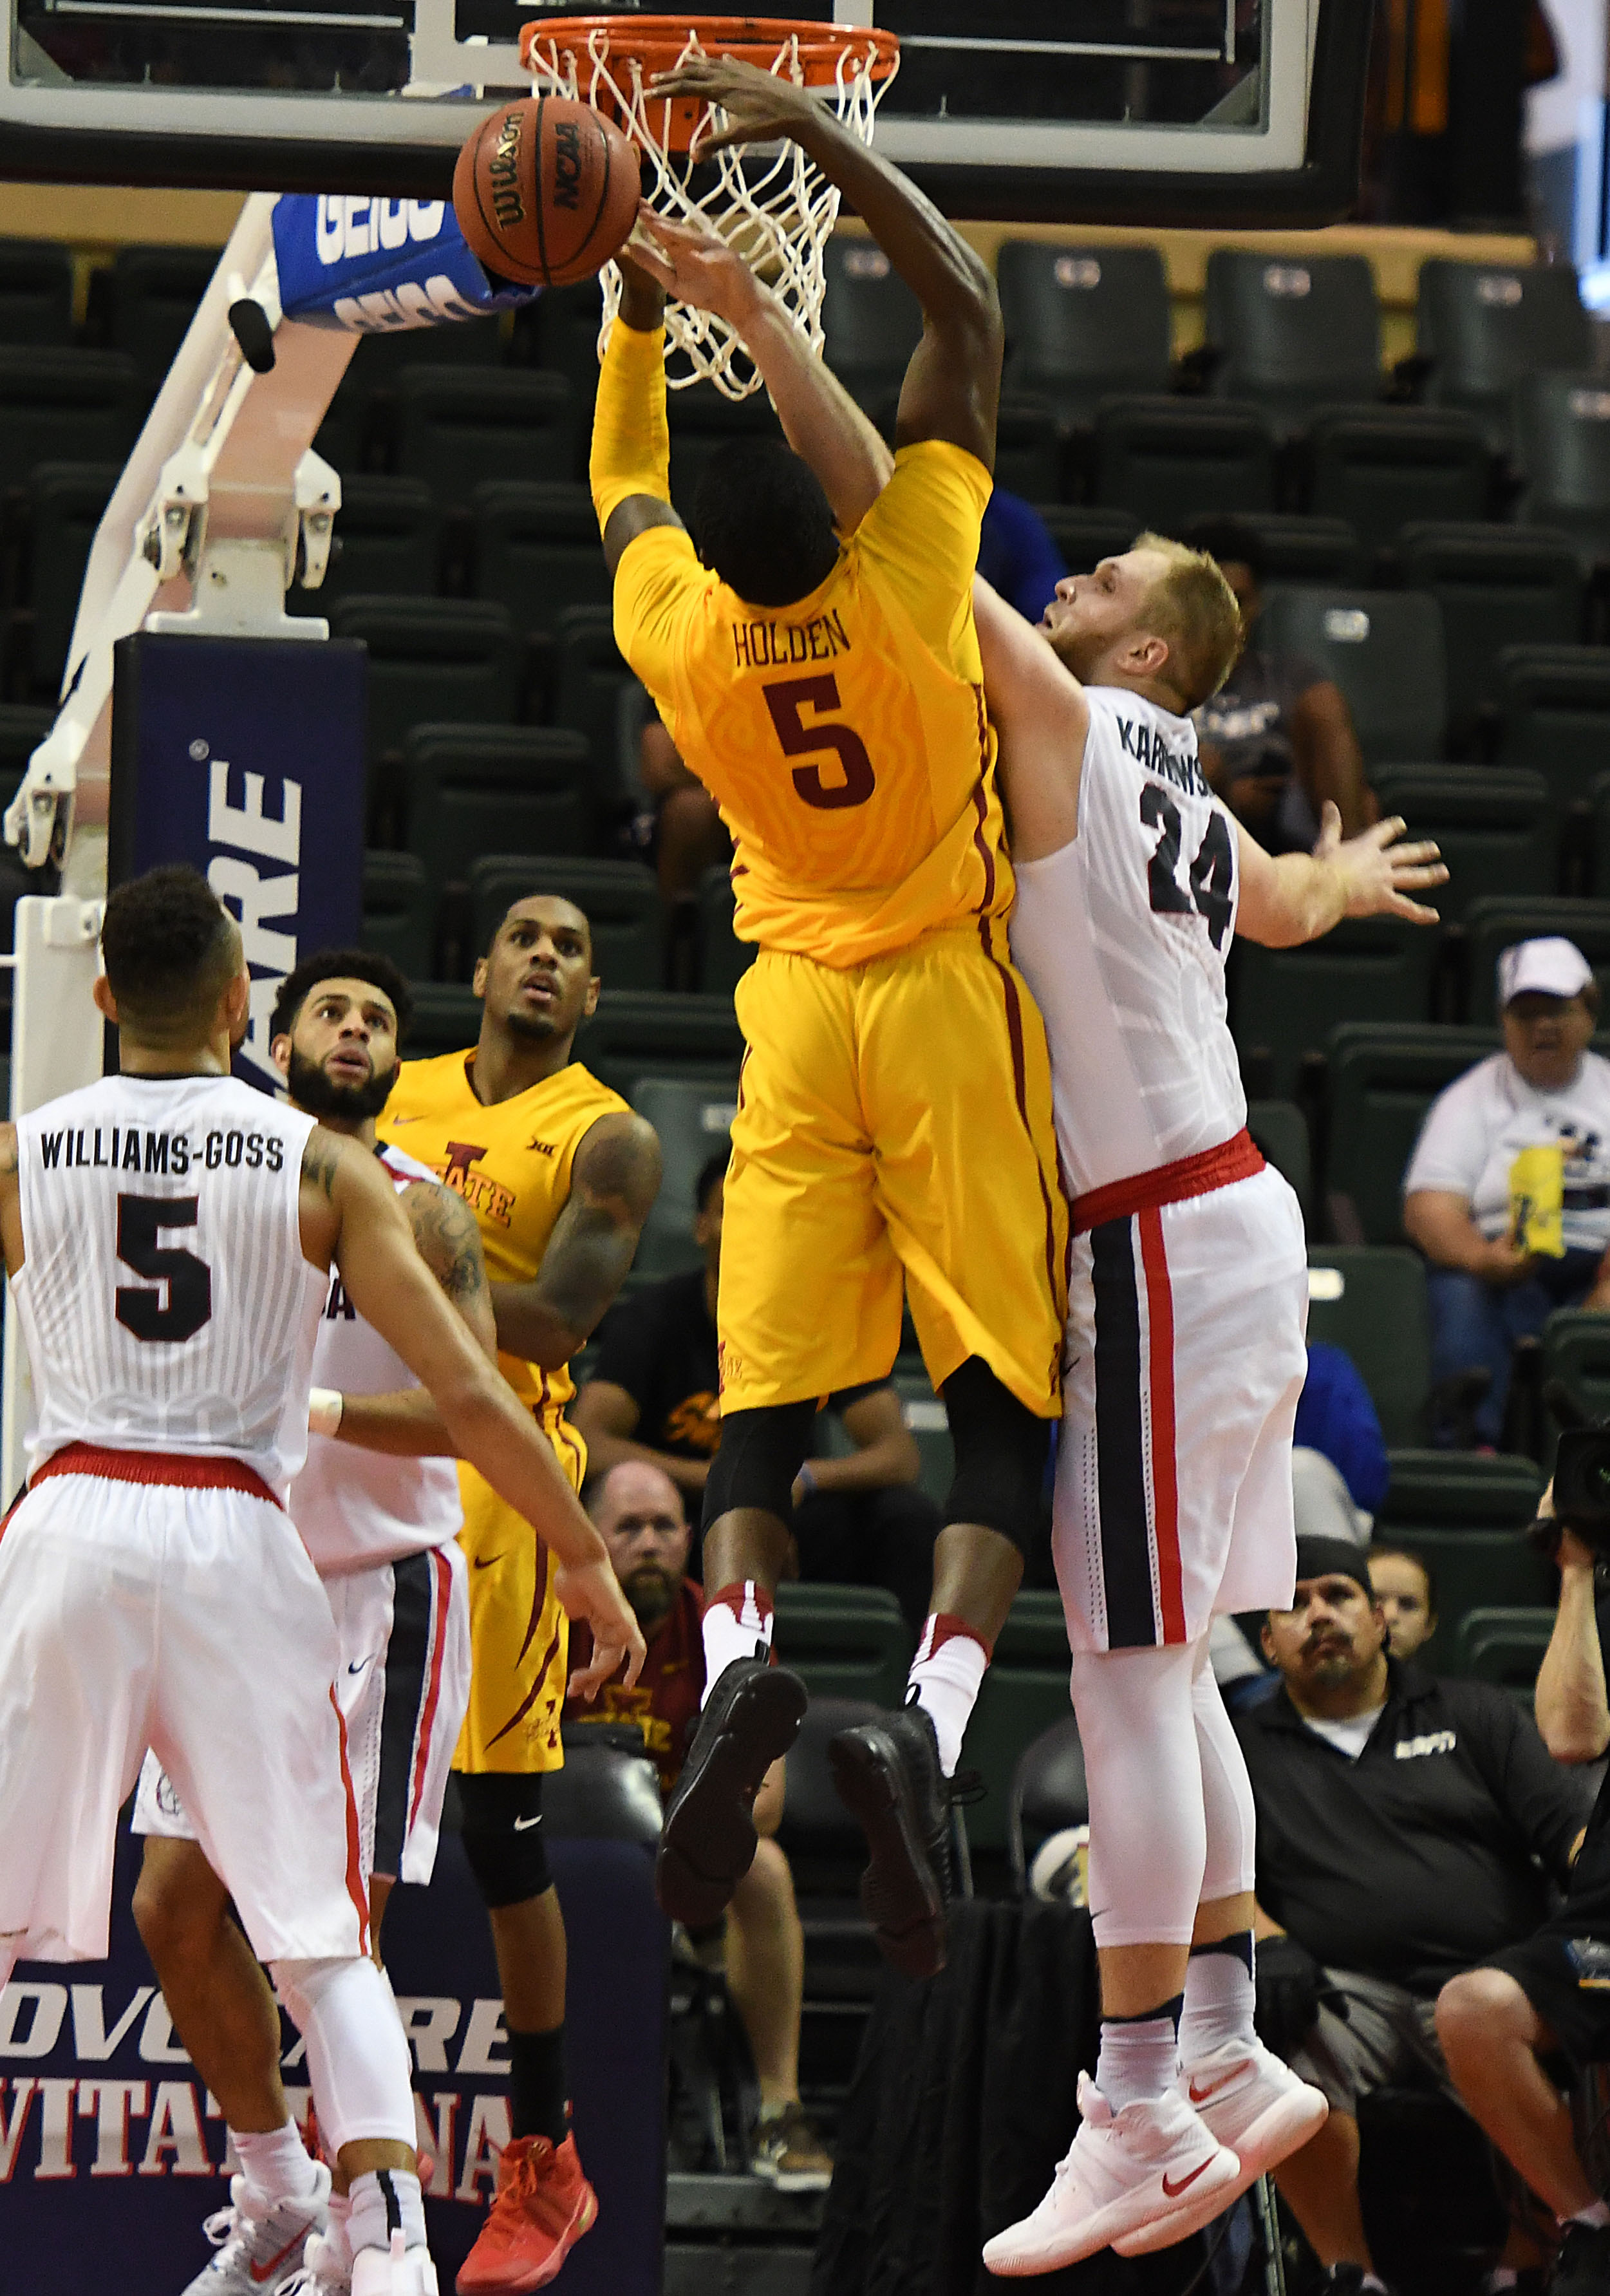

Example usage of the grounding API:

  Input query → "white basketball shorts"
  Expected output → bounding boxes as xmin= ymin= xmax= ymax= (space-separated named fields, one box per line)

xmin=0 ymin=1451 xmax=369 ymax=1969
xmin=1056 ymin=1161 xmax=1308 ymax=1653
xmin=136 ymin=1539 xmax=469 ymax=1888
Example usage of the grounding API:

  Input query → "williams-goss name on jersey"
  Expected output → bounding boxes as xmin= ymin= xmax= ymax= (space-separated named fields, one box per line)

xmin=37 ymin=1126 xmax=286 ymax=1177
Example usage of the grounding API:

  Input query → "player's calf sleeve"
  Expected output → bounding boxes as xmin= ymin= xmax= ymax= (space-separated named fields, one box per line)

xmin=1068 ymin=1641 xmax=1206 ymax=1950
xmin=271 ymin=1957 xmax=417 ymax=2154
xmin=1192 ymin=1638 xmax=1257 ymax=1904
xmin=940 ymin=1357 xmax=1049 ymax=1555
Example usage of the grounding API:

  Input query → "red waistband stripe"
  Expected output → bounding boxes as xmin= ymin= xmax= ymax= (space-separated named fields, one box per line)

xmin=1073 ymin=1128 xmax=1266 ymax=1235
xmin=30 ymin=1442 xmax=282 ymax=1510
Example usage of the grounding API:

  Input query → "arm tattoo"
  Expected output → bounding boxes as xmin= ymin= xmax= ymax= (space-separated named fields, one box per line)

xmin=301 ymin=1130 xmax=344 ymax=1201
xmin=511 ymin=1113 xmax=662 ymax=1350
xmin=406 ymin=1181 xmax=494 ymax=1320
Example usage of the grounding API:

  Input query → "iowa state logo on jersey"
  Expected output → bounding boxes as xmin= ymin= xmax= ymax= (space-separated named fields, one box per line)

xmin=439 ymin=1142 xmax=515 ymax=1227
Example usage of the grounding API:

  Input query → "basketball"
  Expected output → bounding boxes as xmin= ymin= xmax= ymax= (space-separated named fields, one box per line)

xmin=453 ymin=95 xmax=641 ymax=289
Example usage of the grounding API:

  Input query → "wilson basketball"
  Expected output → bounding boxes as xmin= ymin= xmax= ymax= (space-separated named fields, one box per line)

xmin=453 ymin=95 xmax=641 ymax=289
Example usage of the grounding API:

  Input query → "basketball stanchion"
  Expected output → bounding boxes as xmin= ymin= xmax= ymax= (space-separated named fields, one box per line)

xmin=522 ymin=14 xmax=900 ymax=397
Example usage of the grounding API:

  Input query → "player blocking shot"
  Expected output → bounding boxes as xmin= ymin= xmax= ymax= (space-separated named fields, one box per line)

xmin=129 ymin=950 xmax=494 ymax=2296
xmin=0 ymin=870 xmax=645 ymax=2296
xmin=590 ymin=59 xmax=1067 ymax=1979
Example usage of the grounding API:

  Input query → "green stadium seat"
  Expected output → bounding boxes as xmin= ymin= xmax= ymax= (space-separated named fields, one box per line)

xmin=960 ymin=1592 xmax=1072 ymax=1859
xmin=1206 ymin=512 xmax=1366 ymax=586
xmin=467 ymin=856 xmax=664 ymax=988
xmin=1257 ymin=587 xmax=1446 ymax=766
xmin=822 ymin=240 xmax=923 ymax=415
xmin=301 ymin=476 xmax=441 ymax=606
xmin=1034 ymin=507 xmax=1141 ymax=576
xmin=402 ymin=981 xmax=480 ymax=1059
xmin=1092 ymin=397 xmax=1277 ymax=529
xmin=1204 ymin=250 xmax=1381 ymax=438
xmin=393 ymin=370 xmax=575 ymax=502
xmin=1592 ymin=773 xmax=1610 ymax=899
xmin=993 ymin=397 xmax=1063 ymax=504
xmin=0 ymin=705 xmax=50 ymax=814
xmin=1396 ymin=1531 xmax=1555 ymax=1677
xmin=514 ymin=279 xmax=605 ymax=428
xmin=554 ymin=605 xmax=633 ymax=797
xmin=1395 ymin=525 xmax=1583 ymax=755
xmin=576 ymin=990 xmax=745 ymax=1104
xmin=1515 ymin=373 xmax=1610 ymax=565
xmin=362 ymin=850 xmax=435 ymax=980
xmin=1307 ymin=1247 xmax=1431 ymax=1446
xmin=0 ymin=348 xmax=141 ymax=497
xmin=400 ymin=725 xmax=592 ymax=889
xmin=471 ymin=481 xmax=610 ymax=643
xmin=1452 ymin=1605 xmax=1554 ymax=1692
xmin=1367 ymin=769 xmax=1553 ymax=925
xmin=1417 ymin=258 xmax=1591 ymax=455
xmin=696 ymin=865 xmax=753 ymax=997
xmin=1463 ymin=898 xmax=1610 ymax=1024
xmin=1232 ymin=923 xmax=1439 ymax=1097
xmin=1542 ymin=1308 xmax=1610 ymax=1433
xmin=329 ymin=598 xmax=518 ymax=764
xmin=1305 ymin=408 xmax=1488 ymax=563
xmin=1378 ymin=1447 xmax=1544 ymax=1532
xmin=94 ymin=244 xmax=218 ymax=395
xmin=997 ymin=241 xmax=1171 ymax=427
xmin=892 ymin=1370 xmax=953 ymax=1512
xmin=1245 ymin=1098 xmax=1312 ymax=1221
xmin=772 ymin=1583 xmax=912 ymax=1708
xmin=0 ymin=239 xmax=73 ymax=350
xmin=1325 ymin=1023 xmax=1501 ymax=1245
xmin=1493 ymin=648 xmax=1610 ymax=814
xmin=23 ymin=462 xmax=118 ymax=694
xmin=623 ymin=1073 xmax=736 ymax=1278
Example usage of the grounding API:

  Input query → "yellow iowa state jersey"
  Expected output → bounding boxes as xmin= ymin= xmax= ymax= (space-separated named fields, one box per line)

xmin=614 ymin=438 xmax=1013 ymax=968
xmin=379 ymin=1050 xmax=630 ymax=1440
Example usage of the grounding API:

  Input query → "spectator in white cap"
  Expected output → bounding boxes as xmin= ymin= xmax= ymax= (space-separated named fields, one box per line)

xmin=1404 ymin=937 xmax=1610 ymax=1448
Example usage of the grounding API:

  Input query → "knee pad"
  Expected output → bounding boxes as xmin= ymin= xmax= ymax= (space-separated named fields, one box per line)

xmin=941 ymin=1357 xmax=1050 ymax=1555
xmin=456 ymin=1773 xmax=551 ymax=1908
xmin=270 ymin=1956 xmax=415 ymax=2154
xmin=702 ymin=1401 xmax=816 ymax=1532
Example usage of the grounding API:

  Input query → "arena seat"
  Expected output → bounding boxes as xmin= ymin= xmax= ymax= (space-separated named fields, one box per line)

xmin=1307 ymin=1247 xmax=1431 ymax=1446
xmin=471 ymin=480 xmax=610 ymax=643
xmin=93 ymin=244 xmax=219 ymax=396
xmin=1453 ymin=1605 xmax=1554 ymax=1693
xmin=554 ymin=604 xmax=634 ymax=791
xmin=1378 ymin=1448 xmax=1545 ymax=1532
xmin=362 ymin=849 xmax=435 ymax=980
xmin=1007 ymin=1715 xmax=1087 ymax=1897
xmin=0 ymin=238 xmax=73 ymax=349
xmin=892 ymin=1369 xmax=952 ymax=1510
xmin=695 ymin=865 xmax=752 ymax=996
xmin=1215 ymin=511 xmax=1365 ymax=585
xmin=576 ymin=989 xmax=745 ymax=1103
xmin=997 ymin=241 xmax=1171 ymax=426
xmin=821 ymin=239 xmax=924 ymax=415
xmin=1033 ymin=505 xmax=1141 ymax=575
xmin=772 ymin=1584 xmax=912 ymax=1708
xmin=1203 ymin=249 xmax=1381 ymax=437
xmin=329 ymin=596 xmax=518 ymax=763
xmin=1091 ymin=397 xmax=1277 ymax=529
xmin=22 ymin=462 xmax=118 ymax=693
xmin=1325 ymin=1022 xmax=1502 ymax=1245
xmin=400 ymin=980 xmax=481 ymax=1057
xmin=468 ymin=855 xmax=664 ymax=991
xmin=1417 ymin=258 xmax=1591 ymax=454
xmin=1515 ymin=373 xmax=1610 ymax=564
xmin=392 ymin=368 xmax=576 ymax=501
xmin=775 ymin=1695 xmax=888 ymax=2057
xmin=1492 ymin=646 xmax=1610 ymax=816
xmin=1367 ymin=769 xmax=1553 ymax=923
xmin=0 ymin=348 xmax=142 ymax=496
xmin=400 ymin=725 xmax=592 ymax=887
xmin=0 ymin=704 xmax=51 ymax=811
xmin=292 ymin=476 xmax=441 ymax=610
xmin=624 ymin=1072 xmax=735 ymax=1276
xmin=1593 ymin=772 xmax=1610 ymax=896
xmin=1304 ymin=406 xmax=1489 ymax=562
xmin=1463 ymin=897 xmax=1610 ymax=1022
xmin=1232 ymin=922 xmax=1439 ymax=1096
xmin=1245 ymin=1097 xmax=1312 ymax=1221
xmin=1255 ymin=585 xmax=1446 ymax=765
xmin=1542 ymin=1308 xmax=1610 ymax=1435
xmin=1395 ymin=525 xmax=1583 ymax=754
xmin=961 ymin=1593 xmax=1074 ymax=1863
xmin=514 ymin=278 xmax=606 ymax=420
xmin=992 ymin=398 xmax=1064 ymax=503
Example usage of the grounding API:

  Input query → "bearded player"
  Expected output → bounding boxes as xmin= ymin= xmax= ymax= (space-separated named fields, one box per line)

xmin=129 ymin=950 xmax=491 ymax=2296
xmin=378 ymin=894 xmax=660 ymax=2292
xmin=592 ymin=60 xmax=1066 ymax=1981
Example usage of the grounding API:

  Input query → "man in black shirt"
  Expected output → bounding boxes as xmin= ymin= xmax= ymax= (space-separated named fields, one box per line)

xmin=1437 ymin=1506 xmax=1610 ymax=2287
xmin=1238 ymin=1536 xmax=1586 ymax=2295
xmin=572 ymin=1156 xmax=942 ymax=1626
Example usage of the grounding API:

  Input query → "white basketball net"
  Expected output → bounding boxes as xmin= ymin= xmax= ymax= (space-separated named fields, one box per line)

xmin=525 ymin=23 xmax=898 ymax=399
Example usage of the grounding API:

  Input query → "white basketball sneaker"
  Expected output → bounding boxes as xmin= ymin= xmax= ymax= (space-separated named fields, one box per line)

xmin=1112 ymin=2038 xmax=1329 ymax=2257
xmin=982 ymin=2071 xmax=1240 ymax=2276
xmin=350 ymin=2234 xmax=438 ymax=2296
xmin=182 ymin=2165 xmax=332 ymax=2296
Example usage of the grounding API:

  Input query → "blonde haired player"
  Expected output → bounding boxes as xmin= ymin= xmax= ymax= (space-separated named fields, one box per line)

xmin=377 ymin=890 xmax=660 ymax=2293
xmin=0 ymin=869 xmax=644 ymax=2296
xmin=592 ymin=59 xmax=1067 ymax=1981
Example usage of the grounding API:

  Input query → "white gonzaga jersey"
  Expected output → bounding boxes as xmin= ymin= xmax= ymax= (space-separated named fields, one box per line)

xmin=12 ymin=1073 xmax=324 ymax=1494
xmin=292 ymin=1142 xmax=463 ymax=1575
xmin=1011 ymin=686 xmax=1247 ymax=1197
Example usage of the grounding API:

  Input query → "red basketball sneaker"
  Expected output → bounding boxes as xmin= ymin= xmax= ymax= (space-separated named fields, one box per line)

xmin=454 ymin=2134 xmax=597 ymax=2294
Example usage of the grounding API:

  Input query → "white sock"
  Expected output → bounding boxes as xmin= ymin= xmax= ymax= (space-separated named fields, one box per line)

xmin=232 ymin=2120 xmax=322 ymax=2212
xmin=1179 ymin=1934 xmax=1257 ymax=2063
xmin=347 ymin=2167 xmax=427 ymax=2256
xmin=1095 ymin=2000 xmax=1183 ymax=2112
xmin=1569 ymin=2201 xmax=1610 ymax=2229
xmin=906 ymin=1614 xmax=989 ymax=1776
xmin=323 ymin=2192 xmax=354 ymax=2273
xmin=700 ymin=1580 xmax=774 ymax=1706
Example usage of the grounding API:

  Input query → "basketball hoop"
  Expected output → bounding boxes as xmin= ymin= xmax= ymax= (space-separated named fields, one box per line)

xmin=520 ymin=14 xmax=900 ymax=398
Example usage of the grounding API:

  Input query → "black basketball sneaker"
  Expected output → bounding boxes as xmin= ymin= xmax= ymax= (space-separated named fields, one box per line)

xmin=656 ymin=1655 xmax=808 ymax=1926
xmin=829 ymin=1701 xmax=978 ymax=1981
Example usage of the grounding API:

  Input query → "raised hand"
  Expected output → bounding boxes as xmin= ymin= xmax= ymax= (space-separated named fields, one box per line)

xmin=1320 ymin=802 xmax=1447 ymax=925
xmin=556 ymin=1554 xmax=647 ymax=1697
xmin=648 ymin=55 xmax=826 ymax=154
xmin=625 ymin=203 xmax=766 ymax=327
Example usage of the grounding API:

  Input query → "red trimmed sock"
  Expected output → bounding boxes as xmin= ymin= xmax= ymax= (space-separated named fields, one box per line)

xmin=700 ymin=1579 xmax=775 ymax=1706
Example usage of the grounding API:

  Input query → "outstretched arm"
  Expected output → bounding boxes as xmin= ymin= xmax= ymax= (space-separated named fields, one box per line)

xmin=973 ymin=576 xmax=1088 ymax=863
xmin=330 ymin=1178 xmax=498 ymax=1458
xmin=590 ymin=258 xmax=687 ymax=578
xmin=1234 ymin=805 xmax=1445 ymax=948
xmin=653 ymin=58 xmax=1002 ymax=465
xmin=491 ymin=1110 xmax=662 ymax=1368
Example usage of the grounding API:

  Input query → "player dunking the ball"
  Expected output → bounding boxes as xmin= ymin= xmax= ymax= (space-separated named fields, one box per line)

xmin=592 ymin=61 xmax=1067 ymax=1977
xmin=377 ymin=894 xmax=660 ymax=2292
xmin=0 ymin=870 xmax=644 ymax=2296
xmin=129 ymin=950 xmax=493 ymax=2296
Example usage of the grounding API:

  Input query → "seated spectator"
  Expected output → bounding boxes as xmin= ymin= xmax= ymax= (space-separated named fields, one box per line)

xmin=1437 ymin=1496 xmax=1610 ymax=2288
xmin=1365 ymin=1544 xmax=1437 ymax=1661
xmin=1184 ymin=514 xmax=1378 ymax=852
xmin=564 ymin=1460 xmax=832 ymax=2191
xmin=1404 ymin=937 xmax=1610 ymax=1450
xmin=1294 ymin=1339 xmax=1390 ymax=1543
xmin=573 ymin=1156 xmax=941 ymax=1627
xmin=639 ymin=699 xmax=731 ymax=905
xmin=977 ymin=487 xmax=1067 ymax=623
xmin=1239 ymin=1537 xmax=1585 ymax=2295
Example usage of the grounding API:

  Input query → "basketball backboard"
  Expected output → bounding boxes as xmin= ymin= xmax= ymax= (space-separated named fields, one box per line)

xmin=1 ymin=0 xmax=1371 ymax=225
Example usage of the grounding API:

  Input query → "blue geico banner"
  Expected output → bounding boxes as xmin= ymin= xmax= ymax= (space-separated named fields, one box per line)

xmin=108 ymin=630 xmax=367 ymax=1095
xmin=274 ymin=193 xmax=543 ymax=330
